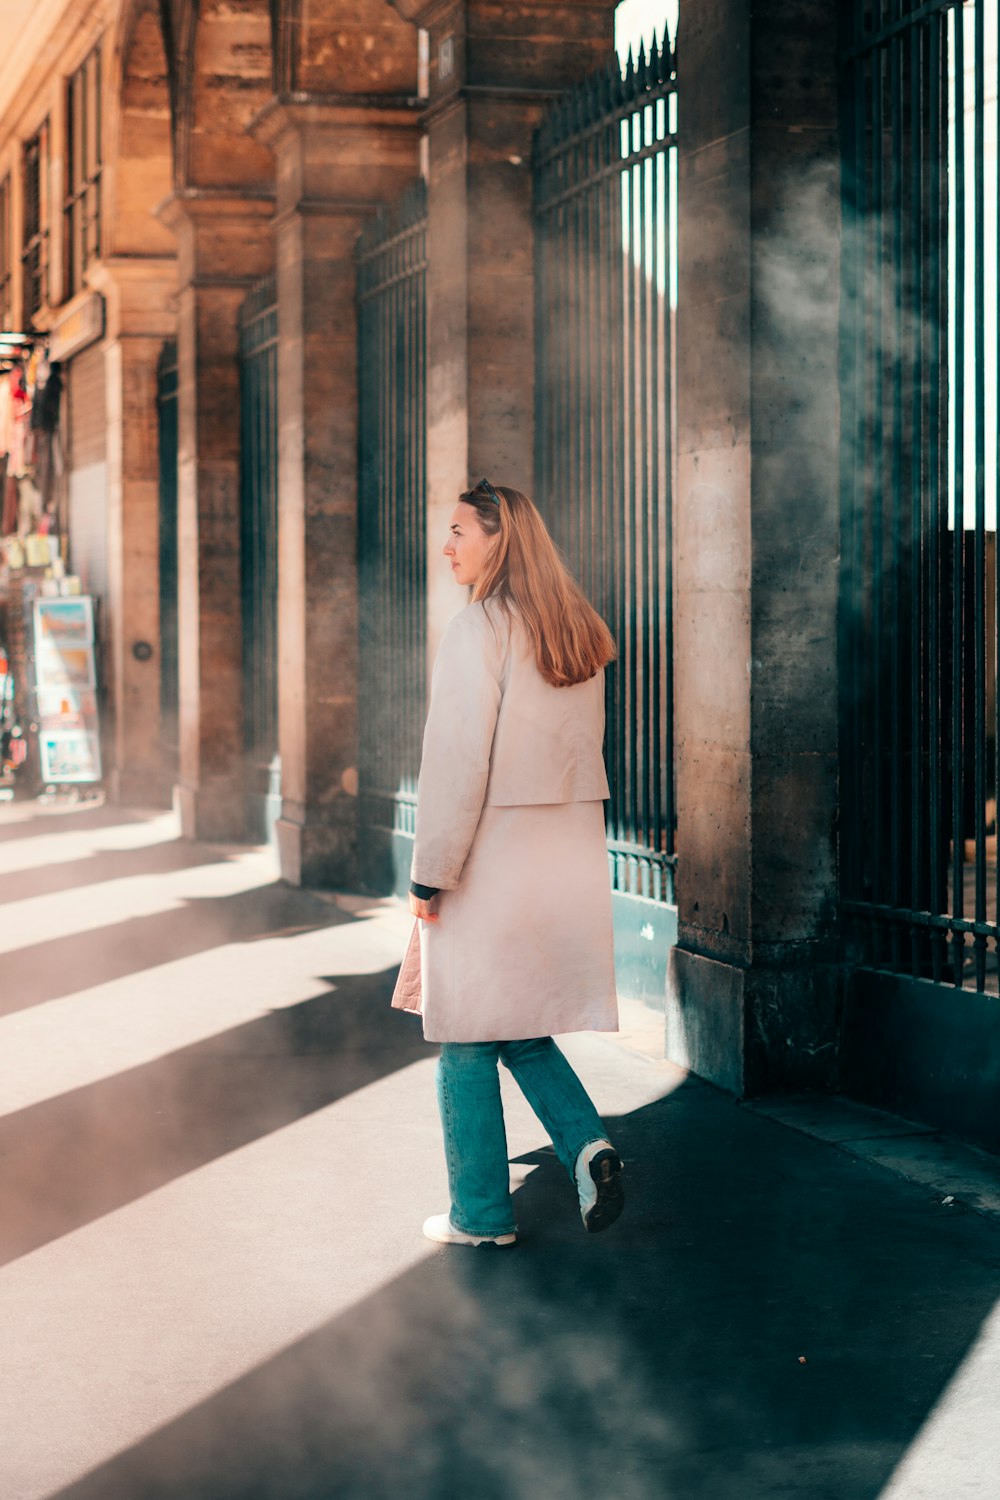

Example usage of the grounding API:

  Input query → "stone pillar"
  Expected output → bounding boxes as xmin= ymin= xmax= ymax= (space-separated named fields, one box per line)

xmin=88 ymin=258 xmax=176 ymax=806
xmin=391 ymin=0 xmax=616 ymax=661
xmin=251 ymin=101 xmax=420 ymax=887
xmin=157 ymin=193 xmax=274 ymax=842
xmin=668 ymin=0 xmax=842 ymax=1095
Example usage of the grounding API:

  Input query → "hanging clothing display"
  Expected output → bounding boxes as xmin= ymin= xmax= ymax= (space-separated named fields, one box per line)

xmin=1 ymin=351 xmax=60 ymax=543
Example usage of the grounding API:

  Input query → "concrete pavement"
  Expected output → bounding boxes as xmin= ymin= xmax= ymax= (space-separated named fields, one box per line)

xmin=1 ymin=801 xmax=999 ymax=1499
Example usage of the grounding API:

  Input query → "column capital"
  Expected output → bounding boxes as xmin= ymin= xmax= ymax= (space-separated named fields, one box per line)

xmin=386 ymin=0 xmax=437 ymax=21
xmin=249 ymin=96 xmax=422 ymax=152
xmin=155 ymin=190 xmax=275 ymax=285
xmin=85 ymin=257 xmax=177 ymax=341
xmin=248 ymin=97 xmax=421 ymax=220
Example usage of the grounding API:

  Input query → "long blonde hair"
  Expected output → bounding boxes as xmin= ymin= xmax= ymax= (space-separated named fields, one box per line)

xmin=461 ymin=485 xmax=616 ymax=687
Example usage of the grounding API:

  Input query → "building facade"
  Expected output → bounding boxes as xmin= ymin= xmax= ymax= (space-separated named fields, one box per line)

xmin=1 ymin=0 xmax=998 ymax=1154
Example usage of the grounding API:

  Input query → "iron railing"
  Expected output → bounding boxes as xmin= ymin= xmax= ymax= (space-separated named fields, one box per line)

xmin=356 ymin=179 xmax=428 ymax=893
xmin=534 ymin=39 xmax=677 ymax=905
xmin=840 ymin=0 xmax=1000 ymax=990
xmin=239 ymin=271 xmax=279 ymax=840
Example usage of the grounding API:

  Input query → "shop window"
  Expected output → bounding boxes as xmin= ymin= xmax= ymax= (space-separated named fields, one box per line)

xmin=22 ymin=124 xmax=49 ymax=326
xmin=0 ymin=176 xmax=11 ymax=329
xmin=64 ymin=46 xmax=102 ymax=299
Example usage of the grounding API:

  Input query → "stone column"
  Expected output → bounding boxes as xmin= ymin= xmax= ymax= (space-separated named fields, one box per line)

xmin=250 ymin=101 xmax=420 ymax=887
xmin=88 ymin=257 xmax=176 ymax=805
xmin=668 ymin=0 xmax=842 ymax=1095
xmin=391 ymin=0 xmax=616 ymax=661
xmin=157 ymin=192 xmax=274 ymax=842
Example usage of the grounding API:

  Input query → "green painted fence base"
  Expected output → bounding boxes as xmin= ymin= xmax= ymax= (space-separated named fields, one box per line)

xmin=844 ymin=967 xmax=1000 ymax=1156
xmin=611 ymin=890 xmax=676 ymax=1007
xmin=247 ymin=756 xmax=281 ymax=847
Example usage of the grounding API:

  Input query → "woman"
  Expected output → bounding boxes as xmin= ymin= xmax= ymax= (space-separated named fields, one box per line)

xmin=391 ymin=479 xmax=624 ymax=1247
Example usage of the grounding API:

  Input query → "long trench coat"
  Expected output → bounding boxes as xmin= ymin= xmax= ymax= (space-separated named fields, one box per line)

xmin=391 ymin=597 xmax=619 ymax=1043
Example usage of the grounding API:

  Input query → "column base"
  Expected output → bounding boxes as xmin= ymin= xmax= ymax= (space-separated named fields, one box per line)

xmin=175 ymin=778 xmax=247 ymax=844
xmin=276 ymin=804 xmax=359 ymax=889
xmin=666 ymin=946 xmax=842 ymax=1097
xmin=108 ymin=765 xmax=174 ymax=811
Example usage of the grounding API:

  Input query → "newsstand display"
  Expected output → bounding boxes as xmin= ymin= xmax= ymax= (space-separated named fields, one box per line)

xmin=0 ymin=332 xmax=103 ymax=801
xmin=33 ymin=595 xmax=102 ymax=784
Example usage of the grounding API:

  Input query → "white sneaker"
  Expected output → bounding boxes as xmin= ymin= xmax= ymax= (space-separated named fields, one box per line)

xmin=422 ymin=1214 xmax=517 ymax=1248
xmin=574 ymin=1140 xmax=625 ymax=1233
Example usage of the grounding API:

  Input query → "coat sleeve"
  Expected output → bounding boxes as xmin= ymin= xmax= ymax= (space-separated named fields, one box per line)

xmin=410 ymin=608 xmax=503 ymax=890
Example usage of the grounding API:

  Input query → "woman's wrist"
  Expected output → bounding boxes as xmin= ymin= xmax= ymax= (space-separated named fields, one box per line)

xmin=410 ymin=880 xmax=440 ymax=900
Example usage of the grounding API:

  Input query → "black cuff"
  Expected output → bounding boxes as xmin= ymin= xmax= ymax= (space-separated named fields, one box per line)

xmin=410 ymin=880 xmax=440 ymax=901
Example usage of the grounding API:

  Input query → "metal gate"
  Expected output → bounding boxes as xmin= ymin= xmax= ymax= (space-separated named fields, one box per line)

xmin=239 ymin=272 xmax=280 ymax=844
xmin=356 ymin=180 xmax=428 ymax=895
xmin=156 ymin=339 xmax=178 ymax=774
xmin=840 ymin=0 xmax=1000 ymax=992
xmin=838 ymin=0 xmax=1000 ymax=1149
xmin=534 ymin=40 xmax=678 ymax=1000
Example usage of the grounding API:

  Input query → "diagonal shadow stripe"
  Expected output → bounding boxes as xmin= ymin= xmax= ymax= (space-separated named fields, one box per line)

xmin=0 ymin=805 xmax=154 ymax=845
xmin=0 ymin=966 xmax=428 ymax=1270
xmin=0 ymin=881 xmax=349 ymax=1019
xmin=45 ymin=1081 xmax=1000 ymax=1500
xmin=0 ymin=836 xmax=230 ymax=906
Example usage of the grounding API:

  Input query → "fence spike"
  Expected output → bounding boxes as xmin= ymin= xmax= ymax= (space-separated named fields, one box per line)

xmin=585 ymin=68 xmax=601 ymax=126
xmin=603 ymin=54 xmax=619 ymax=110
xmin=651 ymin=29 xmax=663 ymax=80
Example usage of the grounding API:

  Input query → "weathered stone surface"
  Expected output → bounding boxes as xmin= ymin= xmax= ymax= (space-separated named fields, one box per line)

xmin=158 ymin=193 xmax=274 ymax=841
xmin=255 ymin=101 xmax=421 ymax=887
xmin=667 ymin=946 xmax=841 ymax=1098
xmin=185 ymin=0 xmax=274 ymax=191
xmin=294 ymin=0 xmax=417 ymax=96
xmin=84 ymin=258 xmax=177 ymax=806
xmin=672 ymin=0 xmax=841 ymax=1094
xmin=108 ymin=1 xmax=175 ymax=259
xmin=421 ymin=2 xmax=614 ymax=664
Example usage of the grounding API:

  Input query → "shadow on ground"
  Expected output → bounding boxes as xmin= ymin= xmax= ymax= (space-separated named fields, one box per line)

xmin=0 ymin=804 xmax=152 ymax=845
xmin=0 ymin=834 xmax=231 ymax=906
xmin=0 ymin=880 xmax=350 ymax=1019
xmin=0 ymin=967 xmax=428 ymax=1267
xmin=48 ymin=1061 xmax=1000 ymax=1500
xmin=8 ymin=806 xmax=1000 ymax=1499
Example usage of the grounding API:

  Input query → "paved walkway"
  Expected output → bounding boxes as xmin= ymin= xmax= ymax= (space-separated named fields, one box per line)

xmin=1 ymin=801 xmax=999 ymax=1500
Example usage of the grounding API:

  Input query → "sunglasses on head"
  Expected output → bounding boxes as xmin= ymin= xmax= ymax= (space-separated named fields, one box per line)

xmin=472 ymin=478 xmax=502 ymax=507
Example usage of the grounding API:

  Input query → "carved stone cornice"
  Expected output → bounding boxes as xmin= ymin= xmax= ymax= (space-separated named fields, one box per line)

xmin=154 ymin=191 xmax=275 ymax=285
xmin=248 ymin=93 xmax=422 ymax=151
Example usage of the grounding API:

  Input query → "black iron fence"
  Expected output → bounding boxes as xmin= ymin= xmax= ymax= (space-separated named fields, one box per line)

xmin=356 ymin=180 xmax=428 ymax=894
xmin=239 ymin=271 xmax=280 ymax=842
xmin=534 ymin=39 xmax=677 ymax=906
xmin=840 ymin=0 xmax=1000 ymax=990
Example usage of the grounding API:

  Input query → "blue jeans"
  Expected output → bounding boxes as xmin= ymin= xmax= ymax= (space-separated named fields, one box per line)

xmin=435 ymin=1037 xmax=611 ymax=1237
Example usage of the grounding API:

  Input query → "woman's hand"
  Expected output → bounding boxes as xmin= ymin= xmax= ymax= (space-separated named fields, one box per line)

xmin=409 ymin=892 xmax=440 ymax=923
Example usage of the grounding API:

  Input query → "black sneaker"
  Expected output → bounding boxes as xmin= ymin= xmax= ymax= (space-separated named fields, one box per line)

xmin=574 ymin=1141 xmax=625 ymax=1233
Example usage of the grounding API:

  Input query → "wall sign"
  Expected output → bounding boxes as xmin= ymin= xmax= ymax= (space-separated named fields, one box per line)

xmin=49 ymin=293 xmax=105 ymax=363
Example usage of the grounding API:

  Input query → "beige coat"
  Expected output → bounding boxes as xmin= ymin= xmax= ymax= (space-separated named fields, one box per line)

xmin=391 ymin=598 xmax=619 ymax=1043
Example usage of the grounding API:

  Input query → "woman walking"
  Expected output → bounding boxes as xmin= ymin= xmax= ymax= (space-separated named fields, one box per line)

xmin=391 ymin=479 xmax=624 ymax=1247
